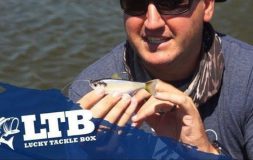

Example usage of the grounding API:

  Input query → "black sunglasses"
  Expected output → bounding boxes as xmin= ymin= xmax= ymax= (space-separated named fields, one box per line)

xmin=120 ymin=0 xmax=195 ymax=16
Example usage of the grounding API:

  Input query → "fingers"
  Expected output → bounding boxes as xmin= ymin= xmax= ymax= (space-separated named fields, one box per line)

xmin=132 ymin=96 xmax=175 ymax=123
xmin=131 ymin=81 xmax=197 ymax=123
xmin=77 ymin=88 xmax=106 ymax=109
xmin=150 ymin=79 xmax=197 ymax=115
xmin=78 ymin=89 xmax=138 ymax=127
xmin=98 ymin=95 xmax=138 ymax=127
xmin=133 ymin=89 xmax=151 ymax=103
xmin=154 ymin=92 xmax=196 ymax=115
xmin=130 ymin=89 xmax=152 ymax=127
xmin=182 ymin=115 xmax=193 ymax=126
xmin=91 ymin=92 xmax=122 ymax=118
xmin=117 ymin=97 xmax=137 ymax=127
xmin=103 ymin=94 xmax=131 ymax=124
xmin=153 ymin=79 xmax=183 ymax=95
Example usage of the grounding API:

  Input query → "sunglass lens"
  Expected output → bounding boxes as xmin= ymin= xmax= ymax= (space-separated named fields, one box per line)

xmin=120 ymin=0 xmax=148 ymax=16
xmin=157 ymin=0 xmax=191 ymax=15
xmin=120 ymin=0 xmax=192 ymax=16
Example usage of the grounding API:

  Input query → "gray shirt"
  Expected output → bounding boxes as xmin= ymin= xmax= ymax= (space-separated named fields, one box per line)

xmin=69 ymin=34 xmax=253 ymax=159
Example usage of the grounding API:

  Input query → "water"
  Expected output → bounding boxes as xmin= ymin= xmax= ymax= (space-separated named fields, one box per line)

xmin=0 ymin=0 xmax=252 ymax=89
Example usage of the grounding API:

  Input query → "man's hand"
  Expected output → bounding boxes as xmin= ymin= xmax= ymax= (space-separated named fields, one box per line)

xmin=131 ymin=80 xmax=219 ymax=154
xmin=77 ymin=88 xmax=137 ymax=127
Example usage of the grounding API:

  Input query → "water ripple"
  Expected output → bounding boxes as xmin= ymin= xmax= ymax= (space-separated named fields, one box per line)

xmin=0 ymin=0 xmax=252 ymax=89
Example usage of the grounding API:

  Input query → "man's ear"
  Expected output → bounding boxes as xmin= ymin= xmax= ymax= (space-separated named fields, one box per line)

xmin=203 ymin=0 xmax=215 ymax=22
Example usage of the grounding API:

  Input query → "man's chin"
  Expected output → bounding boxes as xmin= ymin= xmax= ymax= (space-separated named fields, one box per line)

xmin=141 ymin=54 xmax=175 ymax=66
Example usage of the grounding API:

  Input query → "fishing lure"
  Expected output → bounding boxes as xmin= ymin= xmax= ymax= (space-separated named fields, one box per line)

xmin=89 ymin=79 xmax=157 ymax=95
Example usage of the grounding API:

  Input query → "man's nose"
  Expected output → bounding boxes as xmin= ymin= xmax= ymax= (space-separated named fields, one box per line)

xmin=144 ymin=3 xmax=165 ymax=30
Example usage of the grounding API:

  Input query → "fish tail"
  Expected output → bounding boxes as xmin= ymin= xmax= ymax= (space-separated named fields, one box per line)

xmin=5 ymin=137 xmax=14 ymax=150
xmin=145 ymin=79 xmax=158 ymax=95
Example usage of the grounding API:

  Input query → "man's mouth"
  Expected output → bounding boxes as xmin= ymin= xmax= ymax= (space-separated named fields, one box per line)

xmin=144 ymin=36 xmax=170 ymax=45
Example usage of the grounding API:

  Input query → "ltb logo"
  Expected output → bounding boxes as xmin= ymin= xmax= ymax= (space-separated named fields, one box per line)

xmin=0 ymin=110 xmax=95 ymax=150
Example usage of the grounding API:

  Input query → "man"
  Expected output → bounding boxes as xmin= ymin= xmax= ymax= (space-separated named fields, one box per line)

xmin=69 ymin=0 xmax=253 ymax=159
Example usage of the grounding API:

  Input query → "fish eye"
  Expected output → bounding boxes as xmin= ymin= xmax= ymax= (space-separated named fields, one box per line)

xmin=99 ymin=81 xmax=107 ymax=87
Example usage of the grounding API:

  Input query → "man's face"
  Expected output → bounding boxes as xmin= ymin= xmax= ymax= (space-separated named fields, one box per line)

xmin=124 ymin=0 xmax=214 ymax=71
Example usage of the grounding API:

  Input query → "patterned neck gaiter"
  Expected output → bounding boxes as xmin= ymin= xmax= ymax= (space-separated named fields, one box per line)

xmin=184 ymin=23 xmax=224 ymax=106
xmin=124 ymin=23 xmax=225 ymax=107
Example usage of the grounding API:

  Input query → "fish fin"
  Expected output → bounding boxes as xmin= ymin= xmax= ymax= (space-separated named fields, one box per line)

xmin=145 ymin=79 xmax=158 ymax=95
xmin=111 ymin=73 xmax=122 ymax=80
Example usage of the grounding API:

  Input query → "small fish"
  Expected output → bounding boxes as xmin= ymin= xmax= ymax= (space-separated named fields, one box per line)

xmin=0 ymin=117 xmax=20 ymax=150
xmin=89 ymin=79 xmax=158 ymax=95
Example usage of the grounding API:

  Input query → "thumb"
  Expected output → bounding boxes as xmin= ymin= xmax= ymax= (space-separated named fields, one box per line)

xmin=183 ymin=115 xmax=193 ymax=126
